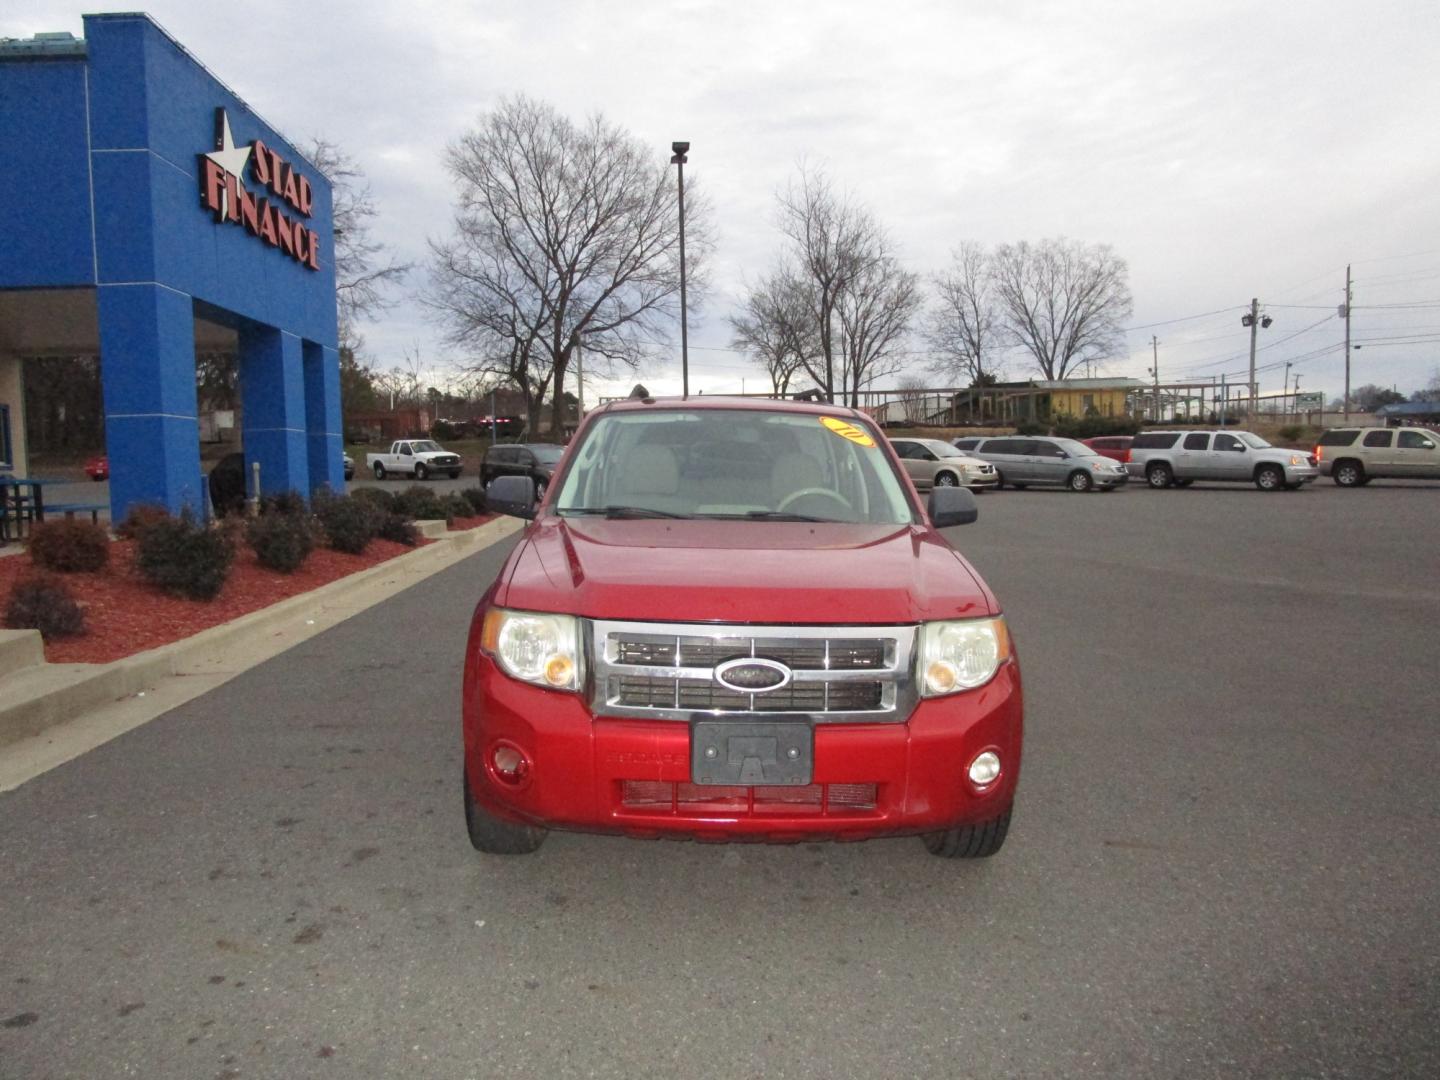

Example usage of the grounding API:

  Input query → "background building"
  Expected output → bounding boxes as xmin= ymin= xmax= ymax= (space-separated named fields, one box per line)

xmin=0 ymin=13 xmax=342 ymax=519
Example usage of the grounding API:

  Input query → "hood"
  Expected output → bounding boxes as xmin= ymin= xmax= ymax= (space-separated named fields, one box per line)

xmin=497 ymin=518 xmax=997 ymax=624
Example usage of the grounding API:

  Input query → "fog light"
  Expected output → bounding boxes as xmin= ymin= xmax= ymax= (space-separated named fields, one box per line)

xmin=492 ymin=745 xmax=529 ymax=784
xmin=968 ymin=751 xmax=1001 ymax=786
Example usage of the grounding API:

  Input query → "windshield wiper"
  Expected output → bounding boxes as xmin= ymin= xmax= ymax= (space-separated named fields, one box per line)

xmin=694 ymin=510 xmax=836 ymax=522
xmin=561 ymin=505 xmax=691 ymax=519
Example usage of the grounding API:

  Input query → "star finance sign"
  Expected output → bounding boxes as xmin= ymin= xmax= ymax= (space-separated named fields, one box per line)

xmin=198 ymin=108 xmax=321 ymax=271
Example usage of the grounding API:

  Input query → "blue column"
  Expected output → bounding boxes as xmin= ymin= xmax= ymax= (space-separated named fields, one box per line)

xmin=304 ymin=341 xmax=344 ymax=493
xmin=238 ymin=323 xmax=308 ymax=499
xmin=98 ymin=284 xmax=204 ymax=520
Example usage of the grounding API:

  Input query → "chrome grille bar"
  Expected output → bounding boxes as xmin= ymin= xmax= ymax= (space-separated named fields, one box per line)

xmin=589 ymin=619 xmax=917 ymax=723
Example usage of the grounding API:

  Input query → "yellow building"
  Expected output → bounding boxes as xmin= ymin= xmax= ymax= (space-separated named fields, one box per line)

xmin=1038 ymin=378 xmax=1145 ymax=419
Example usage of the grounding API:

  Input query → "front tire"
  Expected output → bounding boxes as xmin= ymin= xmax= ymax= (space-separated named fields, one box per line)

xmin=922 ymin=806 xmax=1012 ymax=859
xmin=934 ymin=471 xmax=960 ymax=488
xmin=1255 ymin=464 xmax=1284 ymax=491
xmin=1067 ymin=469 xmax=1093 ymax=492
xmin=415 ymin=463 xmax=430 ymax=481
xmin=372 ymin=462 xmax=386 ymax=480
xmin=1146 ymin=462 xmax=1173 ymax=489
xmin=1333 ymin=460 xmax=1364 ymax=487
xmin=449 ymin=469 xmax=462 ymax=480
xmin=464 ymin=769 xmax=546 ymax=855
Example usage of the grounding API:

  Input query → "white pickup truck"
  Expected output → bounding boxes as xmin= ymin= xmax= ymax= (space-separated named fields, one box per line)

xmin=365 ymin=439 xmax=463 ymax=480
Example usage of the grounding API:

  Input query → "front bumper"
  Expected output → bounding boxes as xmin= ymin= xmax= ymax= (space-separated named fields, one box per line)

xmin=1095 ymin=471 xmax=1129 ymax=488
xmin=1284 ymin=465 xmax=1320 ymax=482
xmin=464 ymin=657 xmax=1023 ymax=842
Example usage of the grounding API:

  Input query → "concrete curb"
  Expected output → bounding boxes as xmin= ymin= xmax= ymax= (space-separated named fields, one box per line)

xmin=0 ymin=516 xmax=522 ymax=758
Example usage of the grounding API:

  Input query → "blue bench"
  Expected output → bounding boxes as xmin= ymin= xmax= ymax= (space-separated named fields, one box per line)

xmin=43 ymin=502 xmax=106 ymax=524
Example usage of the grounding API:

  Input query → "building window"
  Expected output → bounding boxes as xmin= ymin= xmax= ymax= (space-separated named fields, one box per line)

xmin=0 ymin=403 xmax=11 ymax=469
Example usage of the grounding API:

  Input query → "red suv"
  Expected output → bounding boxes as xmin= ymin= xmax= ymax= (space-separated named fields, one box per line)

xmin=464 ymin=398 xmax=1022 ymax=858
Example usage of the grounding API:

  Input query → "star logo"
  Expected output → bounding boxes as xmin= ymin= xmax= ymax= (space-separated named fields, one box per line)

xmin=204 ymin=108 xmax=252 ymax=219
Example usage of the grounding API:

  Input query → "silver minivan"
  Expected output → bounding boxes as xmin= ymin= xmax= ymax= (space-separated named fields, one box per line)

xmin=959 ymin=436 xmax=1129 ymax=492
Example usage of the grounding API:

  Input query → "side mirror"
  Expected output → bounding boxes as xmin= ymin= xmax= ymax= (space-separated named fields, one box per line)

xmin=486 ymin=475 xmax=537 ymax=520
xmin=929 ymin=486 xmax=978 ymax=529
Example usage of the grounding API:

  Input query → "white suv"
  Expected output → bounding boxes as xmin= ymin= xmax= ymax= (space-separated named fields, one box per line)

xmin=1315 ymin=427 xmax=1440 ymax=486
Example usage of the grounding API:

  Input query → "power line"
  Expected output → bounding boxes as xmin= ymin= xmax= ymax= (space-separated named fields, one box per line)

xmin=1123 ymin=307 xmax=1237 ymax=333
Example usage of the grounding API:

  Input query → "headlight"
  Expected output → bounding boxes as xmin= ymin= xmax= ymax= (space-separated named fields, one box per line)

xmin=1289 ymin=455 xmax=1304 ymax=466
xmin=481 ymin=608 xmax=583 ymax=691
xmin=1088 ymin=460 xmax=1103 ymax=470
xmin=917 ymin=617 xmax=1010 ymax=697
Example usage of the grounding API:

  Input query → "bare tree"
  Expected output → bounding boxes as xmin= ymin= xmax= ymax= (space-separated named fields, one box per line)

xmin=835 ymin=251 xmax=922 ymax=406
xmin=306 ymin=138 xmax=412 ymax=351
xmin=990 ymin=238 xmax=1132 ymax=381
xmin=774 ymin=165 xmax=884 ymax=399
xmin=928 ymin=241 xmax=1002 ymax=386
xmin=426 ymin=95 xmax=709 ymax=436
xmin=729 ymin=272 xmax=816 ymax=396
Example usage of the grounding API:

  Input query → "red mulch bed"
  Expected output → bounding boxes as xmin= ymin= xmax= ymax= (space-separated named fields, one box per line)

xmin=1 ymin=510 xmax=494 ymax=666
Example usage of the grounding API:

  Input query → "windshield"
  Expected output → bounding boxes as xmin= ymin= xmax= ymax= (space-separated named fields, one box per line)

xmin=411 ymin=440 xmax=441 ymax=453
xmin=554 ymin=409 xmax=916 ymax=523
xmin=1238 ymin=432 xmax=1270 ymax=449
xmin=924 ymin=442 xmax=966 ymax=459
xmin=531 ymin=446 xmax=565 ymax=465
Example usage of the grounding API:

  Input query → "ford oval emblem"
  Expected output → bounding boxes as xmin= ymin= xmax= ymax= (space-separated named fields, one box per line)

xmin=714 ymin=657 xmax=792 ymax=694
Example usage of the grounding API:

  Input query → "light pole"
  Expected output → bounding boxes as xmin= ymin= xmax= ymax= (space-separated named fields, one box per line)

xmin=670 ymin=140 xmax=690 ymax=400
xmin=1241 ymin=299 xmax=1273 ymax=416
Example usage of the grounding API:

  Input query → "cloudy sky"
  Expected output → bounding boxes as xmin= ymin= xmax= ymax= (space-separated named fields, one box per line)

xmin=12 ymin=0 xmax=1440 ymax=402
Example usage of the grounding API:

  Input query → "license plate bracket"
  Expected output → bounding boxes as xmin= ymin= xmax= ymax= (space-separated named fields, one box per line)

xmin=690 ymin=719 xmax=813 ymax=786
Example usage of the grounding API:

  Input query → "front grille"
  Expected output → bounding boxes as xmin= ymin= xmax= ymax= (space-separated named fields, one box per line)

xmin=613 ymin=677 xmax=884 ymax=713
xmin=620 ymin=780 xmax=879 ymax=815
xmin=592 ymin=619 xmax=915 ymax=723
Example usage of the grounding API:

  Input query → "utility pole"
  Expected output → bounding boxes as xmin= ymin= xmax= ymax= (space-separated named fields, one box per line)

xmin=1283 ymin=361 xmax=1292 ymax=421
xmin=1151 ymin=336 xmax=1160 ymax=421
xmin=670 ymin=141 xmax=691 ymax=399
xmin=1292 ymin=376 xmax=1302 ymax=423
xmin=1342 ymin=264 xmax=1353 ymax=420
xmin=1247 ymin=297 xmax=1260 ymax=415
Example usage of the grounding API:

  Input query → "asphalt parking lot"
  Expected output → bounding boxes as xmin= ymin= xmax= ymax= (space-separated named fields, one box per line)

xmin=1 ymin=479 xmax=1436 ymax=1078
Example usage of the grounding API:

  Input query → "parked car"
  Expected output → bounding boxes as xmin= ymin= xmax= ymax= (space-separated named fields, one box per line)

xmin=342 ymin=453 xmax=355 ymax=481
xmin=889 ymin=437 xmax=998 ymax=492
xmin=1127 ymin=430 xmax=1317 ymax=491
xmin=1314 ymin=426 xmax=1440 ymax=486
xmin=84 ymin=455 xmax=109 ymax=481
xmin=1079 ymin=436 xmax=1134 ymax=464
xmin=480 ymin=443 xmax=564 ymax=499
xmin=464 ymin=398 xmax=1021 ymax=858
xmin=959 ymin=436 xmax=1129 ymax=491
xmin=366 ymin=439 xmax=462 ymax=480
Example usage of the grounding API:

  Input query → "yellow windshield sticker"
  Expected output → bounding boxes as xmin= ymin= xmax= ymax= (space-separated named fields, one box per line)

xmin=820 ymin=416 xmax=876 ymax=447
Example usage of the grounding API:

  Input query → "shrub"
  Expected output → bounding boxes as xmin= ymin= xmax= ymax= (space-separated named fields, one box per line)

xmin=115 ymin=503 xmax=171 ymax=540
xmin=377 ymin=513 xmax=419 ymax=547
xmin=1013 ymin=420 xmax=1048 ymax=436
xmin=431 ymin=419 xmax=456 ymax=441
xmin=459 ymin=487 xmax=487 ymax=515
xmin=246 ymin=512 xmax=315 ymax=573
xmin=135 ymin=510 xmax=235 ymax=601
xmin=444 ymin=494 xmax=473 ymax=521
xmin=4 ymin=573 xmax=86 ymax=640
xmin=260 ymin=490 xmax=308 ymax=517
xmin=350 ymin=486 xmax=397 ymax=515
xmin=394 ymin=484 xmax=444 ymax=520
xmin=27 ymin=519 xmax=110 ymax=573
xmin=313 ymin=492 xmax=378 ymax=554
xmin=1052 ymin=415 xmax=1143 ymax=439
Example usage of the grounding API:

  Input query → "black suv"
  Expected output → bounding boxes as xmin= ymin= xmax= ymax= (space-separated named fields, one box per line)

xmin=480 ymin=443 xmax=565 ymax=498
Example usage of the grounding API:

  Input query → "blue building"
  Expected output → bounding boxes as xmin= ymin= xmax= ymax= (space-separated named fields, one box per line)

xmin=0 ymin=13 xmax=343 ymax=520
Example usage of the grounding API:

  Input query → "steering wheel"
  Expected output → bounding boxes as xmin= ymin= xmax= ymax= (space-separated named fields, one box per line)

xmin=777 ymin=487 xmax=855 ymax=514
